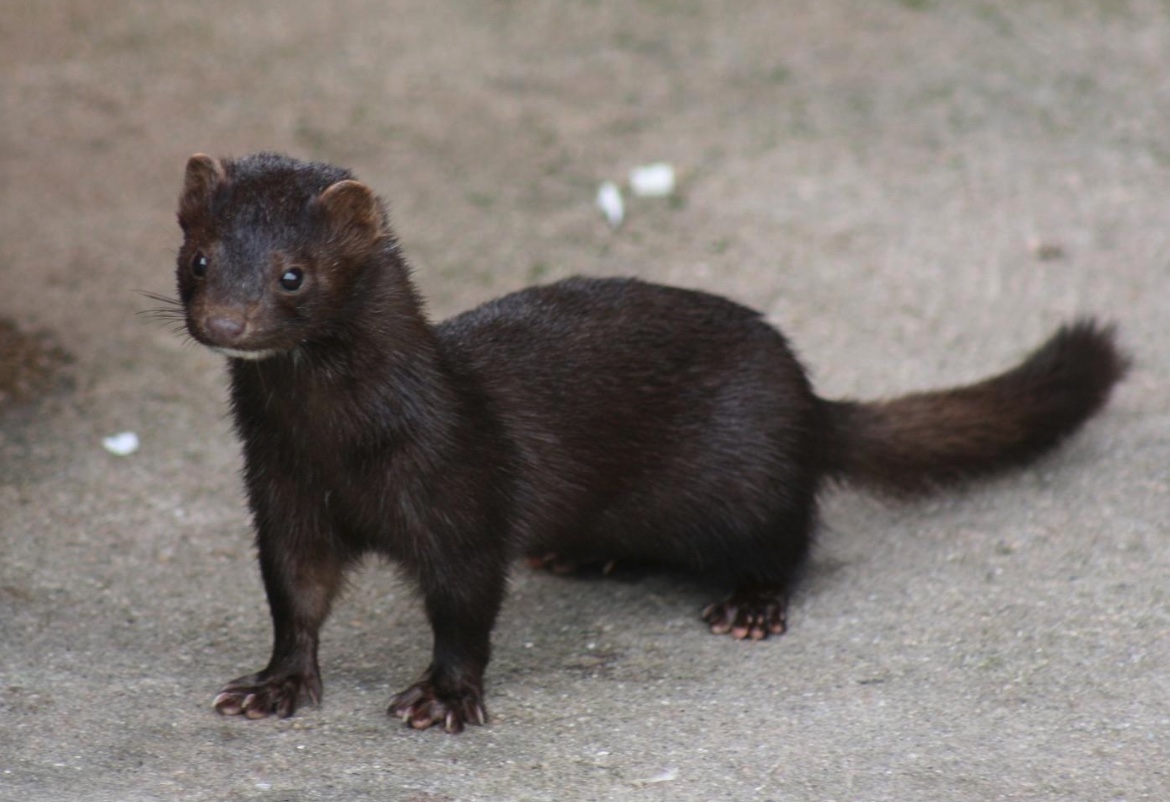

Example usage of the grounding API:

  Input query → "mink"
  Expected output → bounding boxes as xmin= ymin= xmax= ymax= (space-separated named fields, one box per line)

xmin=169 ymin=151 xmax=1127 ymax=733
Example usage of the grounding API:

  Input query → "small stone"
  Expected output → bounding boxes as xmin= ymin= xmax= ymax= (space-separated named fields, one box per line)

xmin=1027 ymin=237 xmax=1065 ymax=261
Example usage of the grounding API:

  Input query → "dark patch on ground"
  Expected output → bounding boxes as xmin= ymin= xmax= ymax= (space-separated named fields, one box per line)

xmin=0 ymin=318 xmax=73 ymax=408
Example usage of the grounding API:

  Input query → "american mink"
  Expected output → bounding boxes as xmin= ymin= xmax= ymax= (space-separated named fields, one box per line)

xmin=170 ymin=151 xmax=1127 ymax=733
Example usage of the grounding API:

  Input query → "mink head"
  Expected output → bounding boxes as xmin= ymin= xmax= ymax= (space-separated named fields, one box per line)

xmin=175 ymin=152 xmax=392 ymax=360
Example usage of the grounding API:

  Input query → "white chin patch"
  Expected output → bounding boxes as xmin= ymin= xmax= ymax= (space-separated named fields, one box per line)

xmin=212 ymin=346 xmax=280 ymax=361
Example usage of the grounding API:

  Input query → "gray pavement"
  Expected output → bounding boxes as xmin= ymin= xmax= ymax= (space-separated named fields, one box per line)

xmin=1 ymin=2 xmax=1167 ymax=800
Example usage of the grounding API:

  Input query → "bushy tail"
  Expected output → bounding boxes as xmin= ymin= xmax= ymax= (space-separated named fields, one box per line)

xmin=822 ymin=320 xmax=1128 ymax=495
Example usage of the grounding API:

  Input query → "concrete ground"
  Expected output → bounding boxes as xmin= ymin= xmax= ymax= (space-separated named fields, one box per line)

xmin=1 ymin=1 xmax=1167 ymax=800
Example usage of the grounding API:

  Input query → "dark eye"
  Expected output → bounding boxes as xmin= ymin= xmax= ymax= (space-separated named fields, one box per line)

xmin=190 ymin=252 xmax=208 ymax=278
xmin=279 ymin=267 xmax=305 ymax=292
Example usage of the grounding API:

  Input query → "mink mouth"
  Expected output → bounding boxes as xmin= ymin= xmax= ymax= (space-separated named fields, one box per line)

xmin=187 ymin=324 xmax=284 ymax=360
xmin=185 ymin=308 xmax=290 ymax=361
xmin=209 ymin=345 xmax=282 ymax=361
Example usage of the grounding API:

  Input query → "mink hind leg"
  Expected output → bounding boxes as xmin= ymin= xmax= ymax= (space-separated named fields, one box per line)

xmin=699 ymin=503 xmax=815 ymax=641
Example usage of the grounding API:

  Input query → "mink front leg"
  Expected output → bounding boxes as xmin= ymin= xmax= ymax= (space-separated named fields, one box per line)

xmin=214 ymin=527 xmax=346 ymax=719
xmin=388 ymin=561 xmax=506 ymax=733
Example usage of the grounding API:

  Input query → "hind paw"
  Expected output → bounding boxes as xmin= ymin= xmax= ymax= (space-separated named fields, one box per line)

xmin=525 ymin=552 xmax=618 ymax=576
xmin=702 ymin=589 xmax=788 ymax=640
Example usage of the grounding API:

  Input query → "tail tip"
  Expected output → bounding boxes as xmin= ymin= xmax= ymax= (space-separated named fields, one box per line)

xmin=1044 ymin=317 xmax=1131 ymax=396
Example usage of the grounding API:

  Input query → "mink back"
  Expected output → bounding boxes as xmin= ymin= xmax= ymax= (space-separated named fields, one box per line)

xmin=436 ymin=276 xmax=828 ymax=576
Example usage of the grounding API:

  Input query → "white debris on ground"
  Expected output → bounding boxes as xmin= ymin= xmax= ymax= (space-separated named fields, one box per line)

xmin=630 ymin=766 xmax=680 ymax=787
xmin=596 ymin=162 xmax=677 ymax=228
xmin=596 ymin=180 xmax=625 ymax=229
xmin=101 ymin=431 xmax=140 ymax=456
xmin=628 ymin=162 xmax=676 ymax=197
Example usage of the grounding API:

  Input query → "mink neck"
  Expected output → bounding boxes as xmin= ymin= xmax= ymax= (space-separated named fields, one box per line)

xmin=227 ymin=247 xmax=458 ymax=442
xmin=304 ymin=247 xmax=436 ymax=377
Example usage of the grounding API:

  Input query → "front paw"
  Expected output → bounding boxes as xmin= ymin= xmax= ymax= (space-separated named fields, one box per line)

xmin=213 ymin=669 xmax=322 ymax=719
xmin=388 ymin=679 xmax=487 ymax=734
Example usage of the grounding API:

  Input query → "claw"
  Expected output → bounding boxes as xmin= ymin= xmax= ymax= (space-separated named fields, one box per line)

xmin=388 ymin=678 xmax=487 ymax=734
xmin=702 ymin=589 xmax=788 ymax=641
xmin=212 ymin=668 xmax=320 ymax=720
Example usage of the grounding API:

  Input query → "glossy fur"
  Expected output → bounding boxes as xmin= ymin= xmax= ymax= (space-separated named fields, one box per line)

xmin=173 ymin=152 xmax=1127 ymax=733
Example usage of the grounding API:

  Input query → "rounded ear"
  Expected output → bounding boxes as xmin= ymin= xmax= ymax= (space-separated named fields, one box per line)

xmin=316 ymin=179 xmax=385 ymax=251
xmin=179 ymin=153 xmax=226 ymax=221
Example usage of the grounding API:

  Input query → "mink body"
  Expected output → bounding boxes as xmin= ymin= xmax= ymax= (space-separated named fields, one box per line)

xmin=172 ymin=152 xmax=1127 ymax=732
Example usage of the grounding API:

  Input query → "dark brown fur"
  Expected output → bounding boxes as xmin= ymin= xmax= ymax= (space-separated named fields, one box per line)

xmin=170 ymin=152 xmax=1127 ymax=733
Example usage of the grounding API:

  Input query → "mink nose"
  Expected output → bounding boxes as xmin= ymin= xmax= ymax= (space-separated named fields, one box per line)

xmin=204 ymin=314 xmax=246 ymax=342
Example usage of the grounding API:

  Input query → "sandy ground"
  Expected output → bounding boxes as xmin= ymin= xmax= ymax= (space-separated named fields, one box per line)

xmin=1 ymin=1 xmax=1168 ymax=800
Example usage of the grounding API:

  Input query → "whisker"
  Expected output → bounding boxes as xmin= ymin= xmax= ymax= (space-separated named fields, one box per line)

xmin=136 ymin=290 xmax=182 ymax=307
xmin=138 ymin=311 xmax=188 ymax=329
xmin=135 ymin=289 xmax=189 ymax=328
